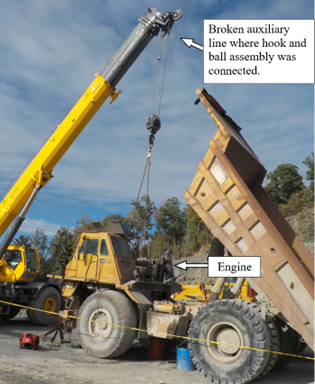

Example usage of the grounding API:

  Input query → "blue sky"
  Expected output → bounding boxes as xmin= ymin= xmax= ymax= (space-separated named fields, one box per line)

xmin=0 ymin=0 xmax=314 ymax=238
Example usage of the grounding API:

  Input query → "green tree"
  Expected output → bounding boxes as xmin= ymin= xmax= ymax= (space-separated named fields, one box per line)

xmin=48 ymin=227 xmax=74 ymax=275
xmin=13 ymin=235 xmax=32 ymax=247
xmin=73 ymin=213 xmax=97 ymax=245
xmin=76 ymin=213 xmax=95 ymax=231
xmin=183 ymin=205 xmax=203 ymax=251
xmin=129 ymin=195 xmax=155 ymax=236
xmin=154 ymin=197 xmax=186 ymax=255
xmin=303 ymin=152 xmax=314 ymax=184
xmin=279 ymin=153 xmax=315 ymax=216
xmin=182 ymin=205 xmax=211 ymax=253
xmin=149 ymin=231 xmax=173 ymax=259
xmin=279 ymin=190 xmax=305 ymax=217
xmin=302 ymin=152 xmax=314 ymax=203
xmin=31 ymin=228 xmax=49 ymax=271
xmin=128 ymin=195 xmax=155 ymax=257
xmin=265 ymin=163 xmax=305 ymax=206
xmin=102 ymin=214 xmax=129 ymax=231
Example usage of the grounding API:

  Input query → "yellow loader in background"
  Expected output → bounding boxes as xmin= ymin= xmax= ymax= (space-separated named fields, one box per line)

xmin=0 ymin=245 xmax=61 ymax=324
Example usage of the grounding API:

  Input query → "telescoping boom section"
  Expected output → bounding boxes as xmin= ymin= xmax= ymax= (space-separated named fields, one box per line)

xmin=0 ymin=8 xmax=182 ymax=245
xmin=185 ymin=88 xmax=314 ymax=350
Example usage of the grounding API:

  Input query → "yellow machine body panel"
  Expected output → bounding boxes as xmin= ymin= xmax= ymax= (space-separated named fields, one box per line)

xmin=0 ymin=245 xmax=40 ymax=283
xmin=173 ymin=280 xmax=255 ymax=302
xmin=0 ymin=76 xmax=118 ymax=238
xmin=173 ymin=284 xmax=208 ymax=301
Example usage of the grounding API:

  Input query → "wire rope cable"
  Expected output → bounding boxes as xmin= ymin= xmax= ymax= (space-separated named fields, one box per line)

xmin=131 ymin=24 xmax=173 ymax=257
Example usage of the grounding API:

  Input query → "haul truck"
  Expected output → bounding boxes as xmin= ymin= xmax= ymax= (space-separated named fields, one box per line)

xmin=59 ymin=220 xmax=196 ymax=357
xmin=184 ymin=88 xmax=314 ymax=383
xmin=0 ymin=8 xmax=183 ymax=324
xmin=58 ymin=223 xmax=255 ymax=360
xmin=48 ymin=90 xmax=311 ymax=384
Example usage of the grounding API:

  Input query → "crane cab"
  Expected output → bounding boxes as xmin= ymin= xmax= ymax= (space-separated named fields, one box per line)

xmin=0 ymin=245 xmax=40 ymax=283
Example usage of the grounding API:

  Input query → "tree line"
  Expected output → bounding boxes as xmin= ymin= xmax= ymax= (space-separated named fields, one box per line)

xmin=13 ymin=152 xmax=314 ymax=274
xmin=264 ymin=152 xmax=314 ymax=216
xmin=13 ymin=198 xmax=211 ymax=274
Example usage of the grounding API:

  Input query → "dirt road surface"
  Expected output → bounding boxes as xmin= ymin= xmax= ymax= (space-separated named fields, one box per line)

xmin=0 ymin=311 xmax=313 ymax=384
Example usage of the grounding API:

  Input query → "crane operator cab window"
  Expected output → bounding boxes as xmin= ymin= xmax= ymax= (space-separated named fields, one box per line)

xmin=4 ymin=250 xmax=22 ymax=270
xmin=26 ymin=249 xmax=37 ymax=271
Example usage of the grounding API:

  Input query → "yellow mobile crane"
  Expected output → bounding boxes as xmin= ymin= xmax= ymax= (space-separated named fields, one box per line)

xmin=0 ymin=8 xmax=183 ymax=324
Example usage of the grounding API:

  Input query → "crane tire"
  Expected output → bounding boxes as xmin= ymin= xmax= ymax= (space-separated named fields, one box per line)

xmin=0 ymin=305 xmax=20 ymax=321
xmin=27 ymin=286 xmax=61 ymax=325
xmin=77 ymin=290 xmax=136 ymax=359
xmin=188 ymin=299 xmax=273 ymax=384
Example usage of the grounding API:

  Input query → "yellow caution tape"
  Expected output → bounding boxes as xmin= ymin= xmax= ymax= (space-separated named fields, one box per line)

xmin=1 ymin=300 xmax=314 ymax=361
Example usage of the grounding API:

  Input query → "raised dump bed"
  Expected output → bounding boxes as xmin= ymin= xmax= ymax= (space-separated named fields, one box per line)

xmin=185 ymin=88 xmax=314 ymax=350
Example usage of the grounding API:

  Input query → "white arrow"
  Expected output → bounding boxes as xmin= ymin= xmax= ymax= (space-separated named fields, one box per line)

xmin=175 ymin=260 xmax=208 ymax=271
xmin=180 ymin=38 xmax=203 ymax=51
xmin=175 ymin=256 xmax=261 ymax=278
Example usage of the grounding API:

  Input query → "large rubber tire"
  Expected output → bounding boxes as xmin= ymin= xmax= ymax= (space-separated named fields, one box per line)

xmin=77 ymin=290 xmax=137 ymax=359
xmin=294 ymin=331 xmax=307 ymax=354
xmin=257 ymin=314 xmax=279 ymax=377
xmin=27 ymin=286 xmax=61 ymax=325
xmin=298 ymin=340 xmax=307 ymax=353
xmin=273 ymin=318 xmax=296 ymax=369
xmin=0 ymin=305 xmax=20 ymax=321
xmin=188 ymin=300 xmax=273 ymax=384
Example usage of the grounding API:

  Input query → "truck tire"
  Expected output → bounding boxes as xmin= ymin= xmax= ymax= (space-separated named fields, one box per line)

xmin=298 ymin=340 xmax=307 ymax=353
xmin=77 ymin=290 xmax=136 ymax=358
xmin=294 ymin=331 xmax=307 ymax=354
xmin=27 ymin=286 xmax=61 ymax=325
xmin=188 ymin=300 xmax=272 ymax=384
xmin=0 ymin=305 xmax=20 ymax=321
xmin=273 ymin=318 xmax=296 ymax=369
xmin=257 ymin=314 xmax=279 ymax=377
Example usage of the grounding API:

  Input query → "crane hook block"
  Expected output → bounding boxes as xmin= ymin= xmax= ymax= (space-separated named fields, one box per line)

xmin=149 ymin=133 xmax=155 ymax=147
xmin=146 ymin=114 xmax=161 ymax=135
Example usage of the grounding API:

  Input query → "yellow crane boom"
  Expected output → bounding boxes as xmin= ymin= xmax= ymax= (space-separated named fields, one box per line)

xmin=0 ymin=76 xmax=118 ymax=235
xmin=0 ymin=8 xmax=182 ymax=251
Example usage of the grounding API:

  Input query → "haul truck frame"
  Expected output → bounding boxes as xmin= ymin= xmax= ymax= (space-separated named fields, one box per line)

xmin=0 ymin=8 xmax=182 ymax=322
xmin=184 ymin=88 xmax=314 ymax=382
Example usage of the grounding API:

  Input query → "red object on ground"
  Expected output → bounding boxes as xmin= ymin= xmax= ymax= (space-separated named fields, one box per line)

xmin=148 ymin=338 xmax=165 ymax=359
xmin=19 ymin=333 xmax=39 ymax=350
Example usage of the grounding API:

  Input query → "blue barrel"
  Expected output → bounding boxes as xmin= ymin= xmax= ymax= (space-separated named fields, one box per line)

xmin=176 ymin=348 xmax=195 ymax=371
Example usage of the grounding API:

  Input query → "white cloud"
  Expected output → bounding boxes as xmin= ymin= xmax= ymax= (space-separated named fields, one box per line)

xmin=20 ymin=218 xmax=63 ymax=237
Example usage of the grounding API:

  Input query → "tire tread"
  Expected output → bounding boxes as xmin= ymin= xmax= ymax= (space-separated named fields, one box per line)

xmin=188 ymin=299 xmax=271 ymax=384
xmin=77 ymin=290 xmax=136 ymax=359
xmin=26 ymin=286 xmax=61 ymax=325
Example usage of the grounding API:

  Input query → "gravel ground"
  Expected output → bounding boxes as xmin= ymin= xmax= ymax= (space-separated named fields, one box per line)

xmin=0 ymin=311 xmax=313 ymax=384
